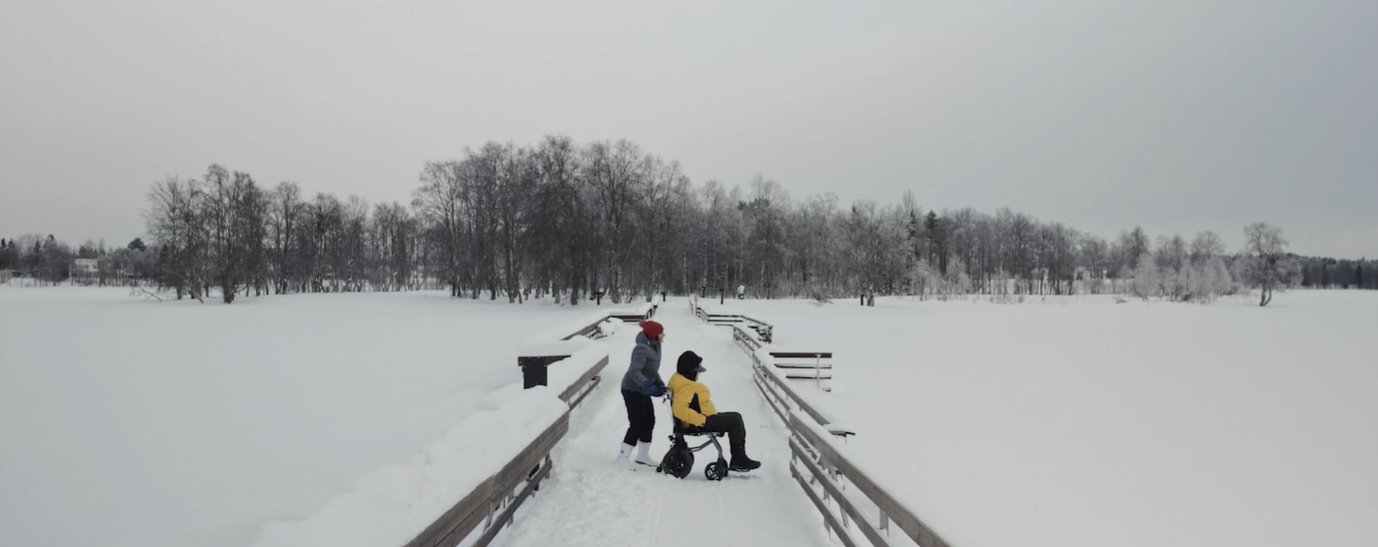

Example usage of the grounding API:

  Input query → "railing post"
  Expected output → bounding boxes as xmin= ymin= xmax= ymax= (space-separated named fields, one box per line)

xmin=840 ymin=498 xmax=850 ymax=530
xmin=815 ymin=353 xmax=822 ymax=389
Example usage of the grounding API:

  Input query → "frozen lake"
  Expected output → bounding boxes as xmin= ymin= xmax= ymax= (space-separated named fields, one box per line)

xmin=708 ymin=290 xmax=1378 ymax=547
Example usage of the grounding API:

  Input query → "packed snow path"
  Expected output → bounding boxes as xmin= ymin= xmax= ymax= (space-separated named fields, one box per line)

xmin=502 ymin=305 xmax=830 ymax=547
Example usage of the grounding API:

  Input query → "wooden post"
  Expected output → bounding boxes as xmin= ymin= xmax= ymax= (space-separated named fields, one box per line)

xmin=815 ymin=353 xmax=822 ymax=390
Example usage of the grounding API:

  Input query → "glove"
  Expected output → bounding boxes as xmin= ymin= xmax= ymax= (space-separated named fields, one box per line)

xmin=640 ymin=380 xmax=665 ymax=397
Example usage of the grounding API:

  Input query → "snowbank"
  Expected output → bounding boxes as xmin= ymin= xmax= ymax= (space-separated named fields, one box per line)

xmin=243 ymin=309 xmax=616 ymax=547
xmin=0 ymin=288 xmax=602 ymax=547
xmin=248 ymin=384 xmax=569 ymax=547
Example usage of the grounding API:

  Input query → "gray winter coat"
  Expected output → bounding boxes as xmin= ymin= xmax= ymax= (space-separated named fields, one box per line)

xmin=621 ymin=332 xmax=665 ymax=394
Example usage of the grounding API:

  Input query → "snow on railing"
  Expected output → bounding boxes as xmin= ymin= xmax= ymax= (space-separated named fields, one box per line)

xmin=398 ymin=395 xmax=570 ymax=547
xmin=373 ymin=306 xmax=655 ymax=547
xmin=248 ymin=386 xmax=570 ymax=547
xmin=547 ymin=341 xmax=612 ymax=408
xmin=251 ymin=305 xmax=655 ymax=547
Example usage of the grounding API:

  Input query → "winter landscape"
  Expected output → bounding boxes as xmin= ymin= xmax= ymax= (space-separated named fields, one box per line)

xmin=3 ymin=2 xmax=1376 ymax=547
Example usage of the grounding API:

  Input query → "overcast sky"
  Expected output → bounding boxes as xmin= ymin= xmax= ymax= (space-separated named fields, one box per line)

xmin=2 ymin=0 xmax=1375 ymax=257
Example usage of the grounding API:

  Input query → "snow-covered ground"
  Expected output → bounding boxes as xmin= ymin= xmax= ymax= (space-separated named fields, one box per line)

xmin=5 ymin=287 xmax=1372 ymax=547
xmin=705 ymin=291 xmax=1378 ymax=547
xmin=0 ymin=287 xmax=607 ymax=547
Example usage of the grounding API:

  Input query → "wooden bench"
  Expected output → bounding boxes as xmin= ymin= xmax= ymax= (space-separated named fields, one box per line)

xmin=771 ymin=352 xmax=832 ymax=380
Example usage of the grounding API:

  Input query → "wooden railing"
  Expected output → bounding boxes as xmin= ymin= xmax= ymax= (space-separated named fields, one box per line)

xmin=698 ymin=299 xmax=954 ymax=547
xmin=697 ymin=302 xmax=848 ymax=436
xmin=404 ymin=305 xmax=649 ymax=547
xmin=788 ymin=413 xmax=952 ymax=547
xmin=403 ymin=411 xmax=568 ymax=547
xmin=735 ymin=326 xmax=852 ymax=437
xmin=693 ymin=300 xmax=773 ymax=342
xmin=559 ymin=303 xmax=658 ymax=341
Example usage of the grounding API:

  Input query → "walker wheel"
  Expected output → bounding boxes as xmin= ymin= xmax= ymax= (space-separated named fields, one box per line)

xmin=705 ymin=460 xmax=727 ymax=481
xmin=661 ymin=450 xmax=694 ymax=479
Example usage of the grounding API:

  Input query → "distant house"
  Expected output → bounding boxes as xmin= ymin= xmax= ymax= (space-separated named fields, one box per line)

xmin=74 ymin=258 xmax=98 ymax=275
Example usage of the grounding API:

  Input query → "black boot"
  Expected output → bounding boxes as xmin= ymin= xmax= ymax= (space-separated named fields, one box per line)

xmin=730 ymin=450 xmax=761 ymax=471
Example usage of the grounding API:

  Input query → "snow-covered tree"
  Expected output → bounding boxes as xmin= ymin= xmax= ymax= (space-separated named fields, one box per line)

xmin=1129 ymin=252 xmax=1160 ymax=301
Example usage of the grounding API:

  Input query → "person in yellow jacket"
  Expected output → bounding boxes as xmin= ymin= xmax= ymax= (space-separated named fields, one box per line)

xmin=667 ymin=350 xmax=761 ymax=471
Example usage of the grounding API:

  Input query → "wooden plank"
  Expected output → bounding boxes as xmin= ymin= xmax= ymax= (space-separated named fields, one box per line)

xmin=493 ymin=414 xmax=568 ymax=492
xmin=764 ymin=369 xmax=837 ymax=430
xmin=557 ymin=355 xmax=610 ymax=404
xmin=402 ymin=475 xmax=496 ymax=547
xmin=790 ymin=439 xmax=891 ymax=547
xmin=771 ymin=352 xmax=834 ymax=359
xmin=559 ymin=320 xmax=605 ymax=340
xmin=565 ymin=375 xmax=601 ymax=409
xmin=784 ymin=374 xmax=834 ymax=380
xmin=791 ymin=463 xmax=859 ymax=547
xmin=403 ymin=413 xmax=569 ymax=547
xmin=774 ymin=363 xmax=834 ymax=369
xmin=790 ymin=414 xmax=950 ymax=547
xmin=753 ymin=375 xmax=789 ymax=425
xmin=471 ymin=456 xmax=554 ymax=547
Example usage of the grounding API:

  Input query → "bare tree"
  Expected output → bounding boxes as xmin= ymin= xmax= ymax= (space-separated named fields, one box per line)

xmin=144 ymin=175 xmax=205 ymax=300
xmin=414 ymin=161 xmax=467 ymax=296
xmin=1242 ymin=222 xmax=1300 ymax=306
xmin=123 ymin=139 xmax=1368 ymax=307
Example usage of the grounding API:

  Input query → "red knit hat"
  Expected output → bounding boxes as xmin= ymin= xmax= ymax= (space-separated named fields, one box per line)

xmin=640 ymin=320 xmax=664 ymax=339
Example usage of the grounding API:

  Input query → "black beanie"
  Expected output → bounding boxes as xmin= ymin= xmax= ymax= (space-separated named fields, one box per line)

xmin=676 ymin=351 xmax=706 ymax=378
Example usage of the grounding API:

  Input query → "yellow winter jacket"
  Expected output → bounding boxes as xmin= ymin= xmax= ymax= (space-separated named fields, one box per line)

xmin=668 ymin=373 xmax=717 ymax=427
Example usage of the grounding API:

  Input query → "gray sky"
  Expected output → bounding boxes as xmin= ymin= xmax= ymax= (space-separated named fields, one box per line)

xmin=2 ymin=0 xmax=1375 ymax=257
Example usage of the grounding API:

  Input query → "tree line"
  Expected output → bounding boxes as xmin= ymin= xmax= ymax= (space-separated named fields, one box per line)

xmin=4 ymin=135 xmax=1375 ymax=303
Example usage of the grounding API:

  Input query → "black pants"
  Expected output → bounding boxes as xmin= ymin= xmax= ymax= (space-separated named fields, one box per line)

xmin=700 ymin=411 xmax=747 ymax=456
xmin=622 ymin=389 xmax=655 ymax=445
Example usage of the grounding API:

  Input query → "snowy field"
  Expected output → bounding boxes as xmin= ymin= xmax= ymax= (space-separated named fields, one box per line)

xmin=707 ymin=290 xmax=1378 ymax=547
xmin=4 ymin=287 xmax=1373 ymax=547
xmin=0 ymin=287 xmax=606 ymax=547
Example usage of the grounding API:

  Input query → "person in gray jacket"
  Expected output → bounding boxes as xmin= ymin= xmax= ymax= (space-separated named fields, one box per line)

xmin=617 ymin=320 xmax=666 ymax=468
